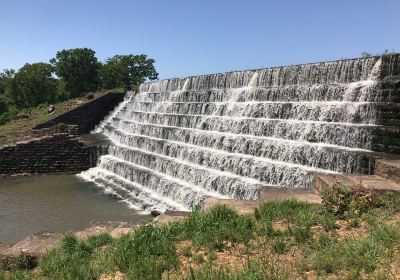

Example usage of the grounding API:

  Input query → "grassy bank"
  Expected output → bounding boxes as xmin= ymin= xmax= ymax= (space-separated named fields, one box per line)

xmin=1 ymin=189 xmax=400 ymax=280
xmin=0 ymin=89 xmax=124 ymax=147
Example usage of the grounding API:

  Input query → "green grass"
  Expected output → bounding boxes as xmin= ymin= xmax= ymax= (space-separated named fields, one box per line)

xmin=2 ymin=193 xmax=400 ymax=279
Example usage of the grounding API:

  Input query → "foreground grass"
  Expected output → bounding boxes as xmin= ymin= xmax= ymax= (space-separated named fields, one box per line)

xmin=0 ymin=89 xmax=124 ymax=147
xmin=2 ymin=194 xmax=400 ymax=280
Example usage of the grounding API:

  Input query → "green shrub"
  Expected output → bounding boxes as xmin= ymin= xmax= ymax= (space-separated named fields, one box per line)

xmin=55 ymin=122 xmax=68 ymax=133
xmin=11 ymin=254 xmax=37 ymax=271
xmin=321 ymin=183 xmax=375 ymax=218
xmin=0 ymin=253 xmax=37 ymax=271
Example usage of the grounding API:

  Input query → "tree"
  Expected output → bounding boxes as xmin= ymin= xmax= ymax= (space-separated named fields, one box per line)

xmin=100 ymin=54 xmax=158 ymax=89
xmin=7 ymin=63 xmax=57 ymax=108
xmin=0 ymin=69 xmax=15 ymax=96
xmin=50 ymin=48 xmax=100 ymax=98
xmin=0 ymin=97 xmax=7 ymax=114
xmin=361 ymin=52 xmax=372 ymax=58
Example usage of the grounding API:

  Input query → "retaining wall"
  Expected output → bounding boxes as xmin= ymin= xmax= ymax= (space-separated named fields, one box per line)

xmin=0 ymin=134 xmax=105 ymax=176
xmin=33 ymin=92 xmax=124 ymax=134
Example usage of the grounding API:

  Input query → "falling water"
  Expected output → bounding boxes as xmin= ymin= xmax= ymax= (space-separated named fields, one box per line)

xmin=81 ymin=55 xmax=400 ymax=212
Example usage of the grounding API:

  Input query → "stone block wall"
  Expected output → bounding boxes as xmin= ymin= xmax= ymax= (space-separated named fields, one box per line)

xmin=373 ymin=54 xmax=400 ymax=154
xmin=0 ymin=134 xmax=103 ymax=176
xmin=33 ymin=92 xmax=124 ymax=134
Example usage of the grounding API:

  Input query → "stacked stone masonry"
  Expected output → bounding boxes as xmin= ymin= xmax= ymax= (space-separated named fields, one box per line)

xmin=0 ymin=134 xmax=104 ymax=176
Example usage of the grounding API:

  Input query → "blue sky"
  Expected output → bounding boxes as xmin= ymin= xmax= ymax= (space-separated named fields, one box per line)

xmin=1 ymin=0 xmax=399 ymax=79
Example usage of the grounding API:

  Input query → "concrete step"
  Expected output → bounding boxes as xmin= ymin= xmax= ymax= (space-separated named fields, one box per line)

xmin=313 ymin=173 xmax=400 ymax=194
xmin=204 ymin=198 xmax=259 ymax=214
xmin=375 ymin=159 xmax=400 ymax=184
xmin=1 ymin=232 xmax=62 ymax=258
xmin=258 ymin=186 xmax=322 ymax=204
xmin=155 ymin=210 xmax=191 ymax=225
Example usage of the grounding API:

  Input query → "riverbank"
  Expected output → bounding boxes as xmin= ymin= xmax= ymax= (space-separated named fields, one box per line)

xmin=2 ymin=189 xmax=400 ymax=280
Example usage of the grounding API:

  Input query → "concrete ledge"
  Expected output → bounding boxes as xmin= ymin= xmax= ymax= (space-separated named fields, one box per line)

xmin=1 ymin=232 xmax=62 ymax=258
xmin=375 ymin=159 xmax=400 ymax=184
xmin=204 ymin=198 xmax=259 ymax=215
xmin=258 ymin=186 xmax=322 ymax=204
xmin=155 ymin=211 xmax=190 ymax=225
xmin=313 ymin=173 xmax=400 ymax=194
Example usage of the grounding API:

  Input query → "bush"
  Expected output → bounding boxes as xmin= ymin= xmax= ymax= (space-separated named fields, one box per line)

xmin=55 ymin=122 xmax=68 ymax=133
xmin=0 ymin=253 xmax=37 ymax=271
xmin=321 ymin=183 xmax=375 ymax=218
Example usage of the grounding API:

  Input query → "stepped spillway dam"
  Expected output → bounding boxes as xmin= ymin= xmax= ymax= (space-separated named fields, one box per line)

xmin=81 ymin=54 xmax=400 ymax=213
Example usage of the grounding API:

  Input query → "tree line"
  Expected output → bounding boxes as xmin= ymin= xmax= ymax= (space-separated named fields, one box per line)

xmin=0 ymin=48 xmax=158 ymax=124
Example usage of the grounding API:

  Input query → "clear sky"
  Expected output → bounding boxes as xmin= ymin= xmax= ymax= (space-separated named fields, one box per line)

xmin=1 ymin=0 xmax=399 ymax=79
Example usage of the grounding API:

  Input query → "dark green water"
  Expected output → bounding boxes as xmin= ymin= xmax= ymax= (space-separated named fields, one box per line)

xmin=0 ymin=175 xmax=150 ymax=244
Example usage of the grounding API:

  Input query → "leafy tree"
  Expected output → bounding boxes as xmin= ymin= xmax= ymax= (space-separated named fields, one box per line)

xmin=0 ymin=69 xmax=15 ymax=96
xmin=50 ymin=48 xmax=100 ymax=98
xmin=100 ymin=54 xmax=158 ymax=89
xmin=6 ymin=63 xmax=57 ymax=108
xmin=0 ymin=97 xmax=7 ymax=114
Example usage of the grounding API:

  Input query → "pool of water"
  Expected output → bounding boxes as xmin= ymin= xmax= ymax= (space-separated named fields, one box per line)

xmin=0 ymin=174 xmax=151 ymax=244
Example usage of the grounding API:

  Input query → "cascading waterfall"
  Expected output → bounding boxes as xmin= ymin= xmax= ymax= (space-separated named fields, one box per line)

xmin=81 ymin=55 xmax=400 ymax=213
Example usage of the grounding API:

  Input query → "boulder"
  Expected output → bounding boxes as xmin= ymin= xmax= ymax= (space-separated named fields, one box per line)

xmin=47 ymin=105 xmax=55 ymax=114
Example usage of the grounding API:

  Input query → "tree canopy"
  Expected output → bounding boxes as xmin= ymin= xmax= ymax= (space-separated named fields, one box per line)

xmin=50 ymin=48 xmax=100 ymax=98
xmin=6 ymin=63 xmax=57 ymax=108
xmin=100 ymin=54 xmax=158 ymax=89
xmin=0 ymin=48 xmax=158 ymax=125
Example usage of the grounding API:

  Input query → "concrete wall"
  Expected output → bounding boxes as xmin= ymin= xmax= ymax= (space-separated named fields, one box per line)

xmin=33 ymin=92 xmax=124 ymax=134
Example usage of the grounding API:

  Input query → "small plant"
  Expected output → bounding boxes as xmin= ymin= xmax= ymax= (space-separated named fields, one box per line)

xmin=0 ymin=253 xmax=37 ymax=271
xmin=55 ymin=122 xmax=68 ymax=133
xmin=180 ymin=245 xmax=192 ymax=258
xmin=12 ymin=253 xmax=38 ymax=270
xmin=318 ymin=209 xmax=337 ymax=231
xmin=192 ymin=253 xmax=204 ymax=265
xmin=375 ymin=192 xmax=400 ymax=213
xmin=321 ymin=182 xmax=375 ymax=218
xmin=272 ymin=238 xmax=289 ymax=254
xmin=292 ymin=225 xmax=312 ymax=243
xmin=208 ymin=250 xmax=217 ymax=262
